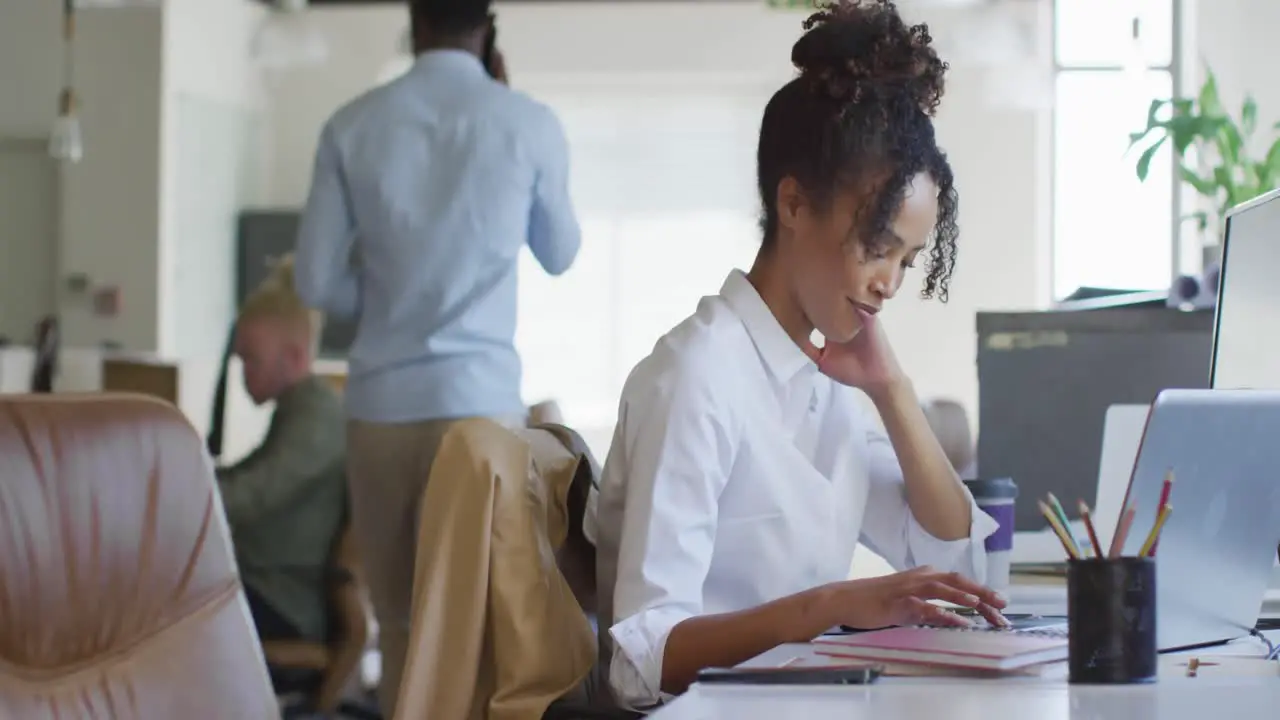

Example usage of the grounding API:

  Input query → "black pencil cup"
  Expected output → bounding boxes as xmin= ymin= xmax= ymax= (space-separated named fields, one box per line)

xmin=1067 ymin=556 xmax=1157 ymax=684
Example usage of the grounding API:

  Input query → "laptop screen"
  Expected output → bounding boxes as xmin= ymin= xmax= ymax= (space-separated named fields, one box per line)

xmin=1210 ymin=190 xmax=1280 ymax=390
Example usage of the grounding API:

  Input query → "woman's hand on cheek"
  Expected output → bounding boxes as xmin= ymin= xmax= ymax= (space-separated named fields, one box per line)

xmin=814 ymin=311 xmax=906 ymax=399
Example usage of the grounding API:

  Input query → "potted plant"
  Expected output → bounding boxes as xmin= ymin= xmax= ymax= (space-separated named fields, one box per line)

xmin=1127 ymin=69 xmax=1280 ymax=275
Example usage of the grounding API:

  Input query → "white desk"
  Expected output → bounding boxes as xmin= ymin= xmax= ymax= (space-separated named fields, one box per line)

xmin=651 ymin=680 xmax=1280 ymax=719
xmin=647 ymin=576 xmax=1280 ymax=719
xmin=737 ymin=629 xmax=1277 ymax=675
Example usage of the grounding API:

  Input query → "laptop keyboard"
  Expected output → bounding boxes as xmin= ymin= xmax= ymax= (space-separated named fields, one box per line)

xmin=942 ymin=622 xmax=1068 ymax=639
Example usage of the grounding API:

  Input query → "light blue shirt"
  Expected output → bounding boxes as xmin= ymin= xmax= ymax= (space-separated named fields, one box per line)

xmin=294 ymin=50 xmax=581 ymax=423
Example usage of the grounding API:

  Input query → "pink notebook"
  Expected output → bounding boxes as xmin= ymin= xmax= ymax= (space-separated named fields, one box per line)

xmin=813 ymin=626 xmax=1068 ymax=671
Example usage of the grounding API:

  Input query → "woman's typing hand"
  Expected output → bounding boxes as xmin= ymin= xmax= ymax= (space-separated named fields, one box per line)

xmin=826 ymin=566 xmax=1009 ymax=631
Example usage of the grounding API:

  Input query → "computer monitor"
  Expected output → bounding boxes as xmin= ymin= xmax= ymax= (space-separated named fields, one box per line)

xmin=1210 ymin=189 xmax=1280 ymax=390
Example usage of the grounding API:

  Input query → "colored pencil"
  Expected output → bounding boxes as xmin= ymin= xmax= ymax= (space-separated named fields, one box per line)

xmin=1038 ymin=500 xmax=1081 ymax=559
xmin=1149 ymin=470 xmax=1175 ymax=555
xmin=1108 ymin=505 xmax=1137 ymax=559
xmin=1045 ymin=493 xmax=1080 ymax=556
xmin=1078 ymin=500 xmax=1103 ymax=558
xmin=1139 ymin=504 xmax=1173 ymax=557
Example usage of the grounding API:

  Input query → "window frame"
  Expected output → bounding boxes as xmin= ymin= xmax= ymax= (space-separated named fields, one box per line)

xmin=1049 ymin=0 xmax=1185 ymax=300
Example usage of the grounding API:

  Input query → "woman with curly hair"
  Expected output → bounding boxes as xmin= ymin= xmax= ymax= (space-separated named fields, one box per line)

xmin=584 ymin=0 xmax=1008 ymax=709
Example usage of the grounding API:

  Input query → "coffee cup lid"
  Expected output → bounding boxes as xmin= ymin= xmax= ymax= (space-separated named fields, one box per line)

xmin=962 ymin=477 xmax=1018 ymax=500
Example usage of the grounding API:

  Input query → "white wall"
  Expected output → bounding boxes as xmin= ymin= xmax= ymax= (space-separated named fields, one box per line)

xmin=0 ymin=2 xmax=166 ymax=351
xmin=1 ymin=0 xmax=269 ymax=357
xmin=160 ymin=0 xmax=271 ymax=359
xmin=59 ymin=7 xmax=166 ymax=352
xmin=260 ymin=1 xmax=1052 ymax=440
xmin=1192 ymin=0 xmax=1280 ymax=136
xmin=0 ymin=0 xmax=64 ymax=138
xmin=1189 ymin=0 xmax=1280 ymax=184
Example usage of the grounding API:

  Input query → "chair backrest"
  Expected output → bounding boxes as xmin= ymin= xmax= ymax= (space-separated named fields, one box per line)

xmin=921 ymin=397 xmax=976 ymax=476
xmin=320 ymin=518 xmax=368 ymax=708
xmin=0 ymin=394 xmax=279 ymax=718
xmin=29 ymin=316 xmax=59 ymax=393
xmin=397 ymin=420 xmax=598 ymax=720
xmin=263 ymin=515 xmax=369 ymax=713
xmin=207 ymin=323 xmax=237 ymax=461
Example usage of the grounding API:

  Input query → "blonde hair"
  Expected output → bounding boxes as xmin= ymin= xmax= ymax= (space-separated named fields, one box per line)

xmin=237 ymin=254 xmax=324 ymax=355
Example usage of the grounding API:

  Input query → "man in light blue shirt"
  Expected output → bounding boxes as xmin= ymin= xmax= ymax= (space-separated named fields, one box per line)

xmin=293 ymin=0 xmax=580 ymax=710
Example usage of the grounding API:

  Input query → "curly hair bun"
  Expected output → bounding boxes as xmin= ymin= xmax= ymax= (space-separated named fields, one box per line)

xmin=791 ymin=0 xmax=947 ymax=117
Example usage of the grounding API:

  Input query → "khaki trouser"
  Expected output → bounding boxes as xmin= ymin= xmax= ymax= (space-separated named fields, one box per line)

xmin=346 ymin=415 xmax=525 ymax=717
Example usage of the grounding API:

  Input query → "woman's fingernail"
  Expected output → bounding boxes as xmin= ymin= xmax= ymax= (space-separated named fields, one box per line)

xmin=964 ymin=594 xmax=980 ymax=605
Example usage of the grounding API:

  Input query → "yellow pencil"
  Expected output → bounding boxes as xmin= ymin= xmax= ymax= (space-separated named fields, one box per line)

xmin=1139 ymin=504 xmax=1173 ymax=557
xmin=1039 ymin=500 xmax=1081 ymax=559
xmin=1046 ymin=493 xmax=1081 ymax=556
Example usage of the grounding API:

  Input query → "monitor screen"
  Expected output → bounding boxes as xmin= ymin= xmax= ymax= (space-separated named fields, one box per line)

xmin=1211 ymin=191 xmax=1280 ymax=389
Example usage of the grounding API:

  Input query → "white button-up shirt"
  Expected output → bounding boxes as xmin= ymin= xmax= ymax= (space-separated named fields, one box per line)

xmin=584 ymin=270 xmax=997 ymax=709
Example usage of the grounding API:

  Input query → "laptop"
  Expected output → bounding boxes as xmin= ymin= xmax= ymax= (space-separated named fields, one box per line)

xmin=1113 ymin=388 xmax=1280 ymax=649
xmin=998 ymin=389 xmax=1280 ymax=650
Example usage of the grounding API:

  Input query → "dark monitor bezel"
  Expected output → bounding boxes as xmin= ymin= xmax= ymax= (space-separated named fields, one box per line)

xmin=1208 ymin=189 xmax=1280 ymax=390
xmin=1208 ymin=216 xmax=1232 ymax=389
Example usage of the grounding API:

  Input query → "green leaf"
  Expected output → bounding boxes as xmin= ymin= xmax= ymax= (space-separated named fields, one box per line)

xmin=1242 ymin=96 xmax=1258 ymax=137
xmin=1181 ymin=211 xmax=1210 ymax=232
xmin=1265 ymin=138 xmax=1280 ymax=177
xmin=1164 ymin=115 xmax=1224 ymax=155
xmin=1216 ymin=118 xmax=1244 ymax=166
xmin=1128 ymin=128 xmax=1158 ymax=152
xmin=1241 ymin=160 xmax=1261 ymax=192
xmin=1135 ymin=136 xmax=1166 ymax=181
xmin=1180 ymin=165 xmax=1217 ymax=197
xmin=1145 ymin=98 xmax=1164 ymax=126
xmin=1213 ymin=166 xmax=1240 ymax=207
xmin=1200 ymin=68 xmax=1222 ymax=116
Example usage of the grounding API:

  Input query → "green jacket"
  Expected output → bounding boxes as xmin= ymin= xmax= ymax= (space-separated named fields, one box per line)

xmin=217 ymin=375 xmax=347 ymax=642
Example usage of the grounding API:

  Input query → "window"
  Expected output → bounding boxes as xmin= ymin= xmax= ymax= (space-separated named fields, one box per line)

xmin=514 ymin=86 xmax=768 ymax=451
xmin=1052 ymin=0 xmax=1178 ymax=299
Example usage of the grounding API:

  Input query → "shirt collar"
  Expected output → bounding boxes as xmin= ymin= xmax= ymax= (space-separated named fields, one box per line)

xmin=719 ymin=269 xmax=815 ymax=383
xmin=412 ymin=49 xmax=488 ymax=79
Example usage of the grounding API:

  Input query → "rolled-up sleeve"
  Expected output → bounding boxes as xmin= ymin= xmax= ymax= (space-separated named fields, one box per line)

xmin=858 ymin=423 xmax=998 ymax=584
xmin=607 ymin=367 xmax=737 ymax=709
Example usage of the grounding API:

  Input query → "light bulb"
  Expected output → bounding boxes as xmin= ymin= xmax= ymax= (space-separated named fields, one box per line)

xmin=49 ymin=88 xmax=83 ymax=163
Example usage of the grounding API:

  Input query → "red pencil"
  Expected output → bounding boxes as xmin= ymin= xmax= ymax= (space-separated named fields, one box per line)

xmin=1078 ymin=500 xmax=1103 ymax=558
xmin=1150 ymin=470 xmax=1174 ymax=556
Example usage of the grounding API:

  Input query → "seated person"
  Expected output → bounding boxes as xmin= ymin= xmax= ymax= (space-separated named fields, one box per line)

xmin=585 ymin=0 xmax=1007 ymax=710
xmin=218 ymin=261 xmax=348 ymax=645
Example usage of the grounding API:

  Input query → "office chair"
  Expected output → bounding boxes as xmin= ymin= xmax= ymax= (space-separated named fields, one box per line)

xmin=0 ymin=394 xmax=278 ymax=717
xmin=207 ymin=323 xmax=236 ymax=460
xmin=265 ymin=519 xmax=380 ymax=719
xmin=29 ymin=315 xmax=59 ymax=392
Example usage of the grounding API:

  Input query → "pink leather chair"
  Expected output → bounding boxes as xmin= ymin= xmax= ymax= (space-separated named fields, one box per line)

xmin=0 ymin=394 xmax=280 ymax=718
